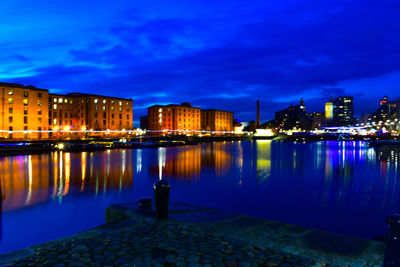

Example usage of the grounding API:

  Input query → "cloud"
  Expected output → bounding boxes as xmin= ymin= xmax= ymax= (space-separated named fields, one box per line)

xmin=2 ymin=0 xmax=400 ymax=123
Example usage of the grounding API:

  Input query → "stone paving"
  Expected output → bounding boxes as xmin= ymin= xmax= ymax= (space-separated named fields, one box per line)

xmin=0 ymin=202 xmax=385 ymax=267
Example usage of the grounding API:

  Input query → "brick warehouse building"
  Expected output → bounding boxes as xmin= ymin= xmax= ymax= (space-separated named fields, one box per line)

xmin=147 ymin=103 xmax=233 ymax=135
xmin=147 ymin=103 xmax=201 ymax=134
xmin=201 ymin=109 xmax=233 ymax=132
xmin=49 ymin=93 xmax=133 ymax=138
xmin=0 ymin=82 xmax=133 ymax=139
xmin=0 ymin=83 xmax=50 ymax=139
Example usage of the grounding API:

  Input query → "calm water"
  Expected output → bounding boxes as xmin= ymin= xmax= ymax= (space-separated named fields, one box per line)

xmin=0 ymin=141 xmax=399 ymax=254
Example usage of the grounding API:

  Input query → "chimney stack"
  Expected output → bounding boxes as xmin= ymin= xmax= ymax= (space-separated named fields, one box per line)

xmin=257 ymin=100 xmax=260 ymax=128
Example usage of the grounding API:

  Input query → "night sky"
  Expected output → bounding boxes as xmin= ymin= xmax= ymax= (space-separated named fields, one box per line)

xmin=1 ymin=0 xmax=400 ymax=126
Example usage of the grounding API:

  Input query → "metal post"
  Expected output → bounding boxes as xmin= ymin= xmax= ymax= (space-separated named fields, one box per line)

xmin=384 ymin=214 xmax=400 ymax=266
xmin=153 ymin=180 xmax=170 ymax=220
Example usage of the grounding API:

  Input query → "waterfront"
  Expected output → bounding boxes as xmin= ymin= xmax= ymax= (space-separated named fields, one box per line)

xmin=0 ymin=141 xmax=399 ymax=254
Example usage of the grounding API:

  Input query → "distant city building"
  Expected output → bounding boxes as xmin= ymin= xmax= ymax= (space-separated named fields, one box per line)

xmin=307 ymin=112 xmax=325 ymax=129
xmin=369 ymin=96 xmax=399 ymax=124
xmin=332 ymin=96 xmax=354 ymax=126
xmin=273 ymin=99 xmax=312 ymax=130
xmin=0 ymin=82 xmax=133 ymax=139
xmin=201 ymin=109 xmax=233 ymax=132
xmin=325 ymin=97 xmax=334 ymax=120
xmin=147 ymin=103 xmax=201 ymax=134
xmin=0 ymin=83 xmax=49 ymax=139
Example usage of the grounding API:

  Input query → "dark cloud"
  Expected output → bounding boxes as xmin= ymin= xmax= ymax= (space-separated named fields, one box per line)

xmin=4 ymin=0 xmax=400 ymax=125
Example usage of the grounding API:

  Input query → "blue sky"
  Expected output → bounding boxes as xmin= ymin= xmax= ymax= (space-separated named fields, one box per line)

xmin=1 ymin=0 xmax=400 ymax=125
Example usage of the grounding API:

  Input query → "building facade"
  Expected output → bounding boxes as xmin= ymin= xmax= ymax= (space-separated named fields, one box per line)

xmin=147 ymin=103 xmax=201 ymax=134
xmin=0 ymin=82 xmax=133 ymax=139
xmin=333 ymin=96 xmax=354 ymax=126
xmin=201 ymin=109 xmax=233 ymax=132
xmin=49 ymin=93 xmax=133 ymax=137
xmin=0 ymin=83 xmax=49 ymax=139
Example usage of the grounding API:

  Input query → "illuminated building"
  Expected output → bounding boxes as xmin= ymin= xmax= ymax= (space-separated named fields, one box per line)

xmin=0 ymin=83 xmax=49 ymax=139
xmin=273 ymin=98 xmax=312 ymax=130
xmin=65 ymin=93 xmax=133 ymax=133
xmin=147 ymin=103 xmax=201 ymax=134
xmin=307 ymin=112 xmax=325 ymax=129
xmin=333 ymin=96 xmax=354 ymax=126
xmin=325 ymin=97 xmax=334 ymax=120
xmin=369 ymin=96 xmax=399 ymax=125
xmin=0 ymin=82 xmax=133 ymax=139
xmin=49 ymin=93 xmax=87 ymax=137
xmin=201 ymin=109 xmax=233 ymax=133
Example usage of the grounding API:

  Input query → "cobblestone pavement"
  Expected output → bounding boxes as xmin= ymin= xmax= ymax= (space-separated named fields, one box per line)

xmin=0 ymin=202 xmax=385 ymax=267
xmin=3 ymin=219 xmax=326 ymax=267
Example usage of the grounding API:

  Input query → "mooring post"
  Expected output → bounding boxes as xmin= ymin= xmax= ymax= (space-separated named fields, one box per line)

xmin=153 ymin=180 xmax=170 ymax=220
xmin=384 ymin=214 xmax=400 ymax=266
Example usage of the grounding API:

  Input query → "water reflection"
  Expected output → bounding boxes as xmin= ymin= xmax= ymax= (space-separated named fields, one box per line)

xmin=149 ymin=143 xmax=232 ymax=180
xmin=1 ymin=141 xmax=400 ymax=253
xmin=256 ymin=140 xmax=271 ymax=182
xmin=0 ymin=151 xmax=133 ymax=212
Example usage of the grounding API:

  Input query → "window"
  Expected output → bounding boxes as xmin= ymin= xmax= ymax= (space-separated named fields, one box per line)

xmin=119 ymin=101 xmax=122 ymax=106
xmin=111 ymin=121 xmax=114 ymax=126
xmin=53 ymin=98 xmax=57 ymax=103
xmin=24 ymin=116 xmax=28 ymax=124
xmin=8 ymin=90 xmax=13 ymax=95
xmin=24 ymin=91 xmax=28 ymax=97
xmin=23 ymin=99 xmax=28 ymax=105
xmin=94 ymin=113 xmax=97 ymax=118
xmin=111 ymin=106 xmax=114 ymax=111
xmin=24 ymin=107 xmax=28 ymax=115
xmin=127 ymin=114 xmax=129 ymax=119
xmin=95 ymin=105 xmax=98 ymax=110
xmin=53 ymin=119 xmax=57 ymax=125
xmin=119 ymin=114 xmax=122 ymax=119
xmin=38 ymin=93 xmax=42 ymax=98
xmin=127 ymin=108 xmax=129 ymax=112
xmin=103 ymin=106 xmax=106 ymax=111
xmin=38 ymin=109 xmax=42 ymax=115
xmin=38 ymin=100 xmax=42 ymax=106
xmin=103 ymin=120 xmax=106 ymax=125
xmin=9 ymin=116 xmax=12 ymax=123
xmin=8 ymin=107 xmax=13 ymax=113
xmin=95 ymin=120 xmax=98 ymax=125
xmin=38 ymin=117 xmax=42 ymax=123
xmin=58 ymin=98 xmax=63 ymax=103
xmin=103 ymin=112 xmax=106 ymax=118
xmin=103 ymin=99 xmax=106 ymax=104
xmin=119 ymin=107 xmax=122 ymax=112
xmin=94 ymin=99 xmax=98 ymax=104
xmin=126 ymin=102 xmax=129 ymax=106
xmin=111 ymin=113 xmax=114 ymax=119
xmin=64 ymin=99 xmax=68 ymax=103
xmin=111 ymin=100 xmax=115 ymax=104
xmin=69 ymin=99 xmax=73 ymax=104
xmin=8 ymin=98 xmax=13 ymax=104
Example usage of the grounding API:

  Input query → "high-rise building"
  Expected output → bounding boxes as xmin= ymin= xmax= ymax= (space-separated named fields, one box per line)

xmin=0 ymin=83 xmax=49 ymax=139
xmin=333 ymin=96 xmax=354 ymax=126
xmin=325 ymin=97 xmax=334 ymax=120
xmin=201 ymin=109 xmax=233 ymax=132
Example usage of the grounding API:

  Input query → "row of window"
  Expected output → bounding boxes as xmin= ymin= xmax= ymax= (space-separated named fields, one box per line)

xmin=8 ymin=90 xmax=43 ymax=98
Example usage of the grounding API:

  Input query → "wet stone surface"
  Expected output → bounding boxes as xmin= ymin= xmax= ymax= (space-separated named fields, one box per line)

xmin=1 ymin=202 xmax=385 ymax=267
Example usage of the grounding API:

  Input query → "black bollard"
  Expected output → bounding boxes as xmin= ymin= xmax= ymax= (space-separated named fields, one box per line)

xmin=153 ymin=180 xmax=170 ymax=220
xmin=384 ymin=214 xmax=400 ymax=266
